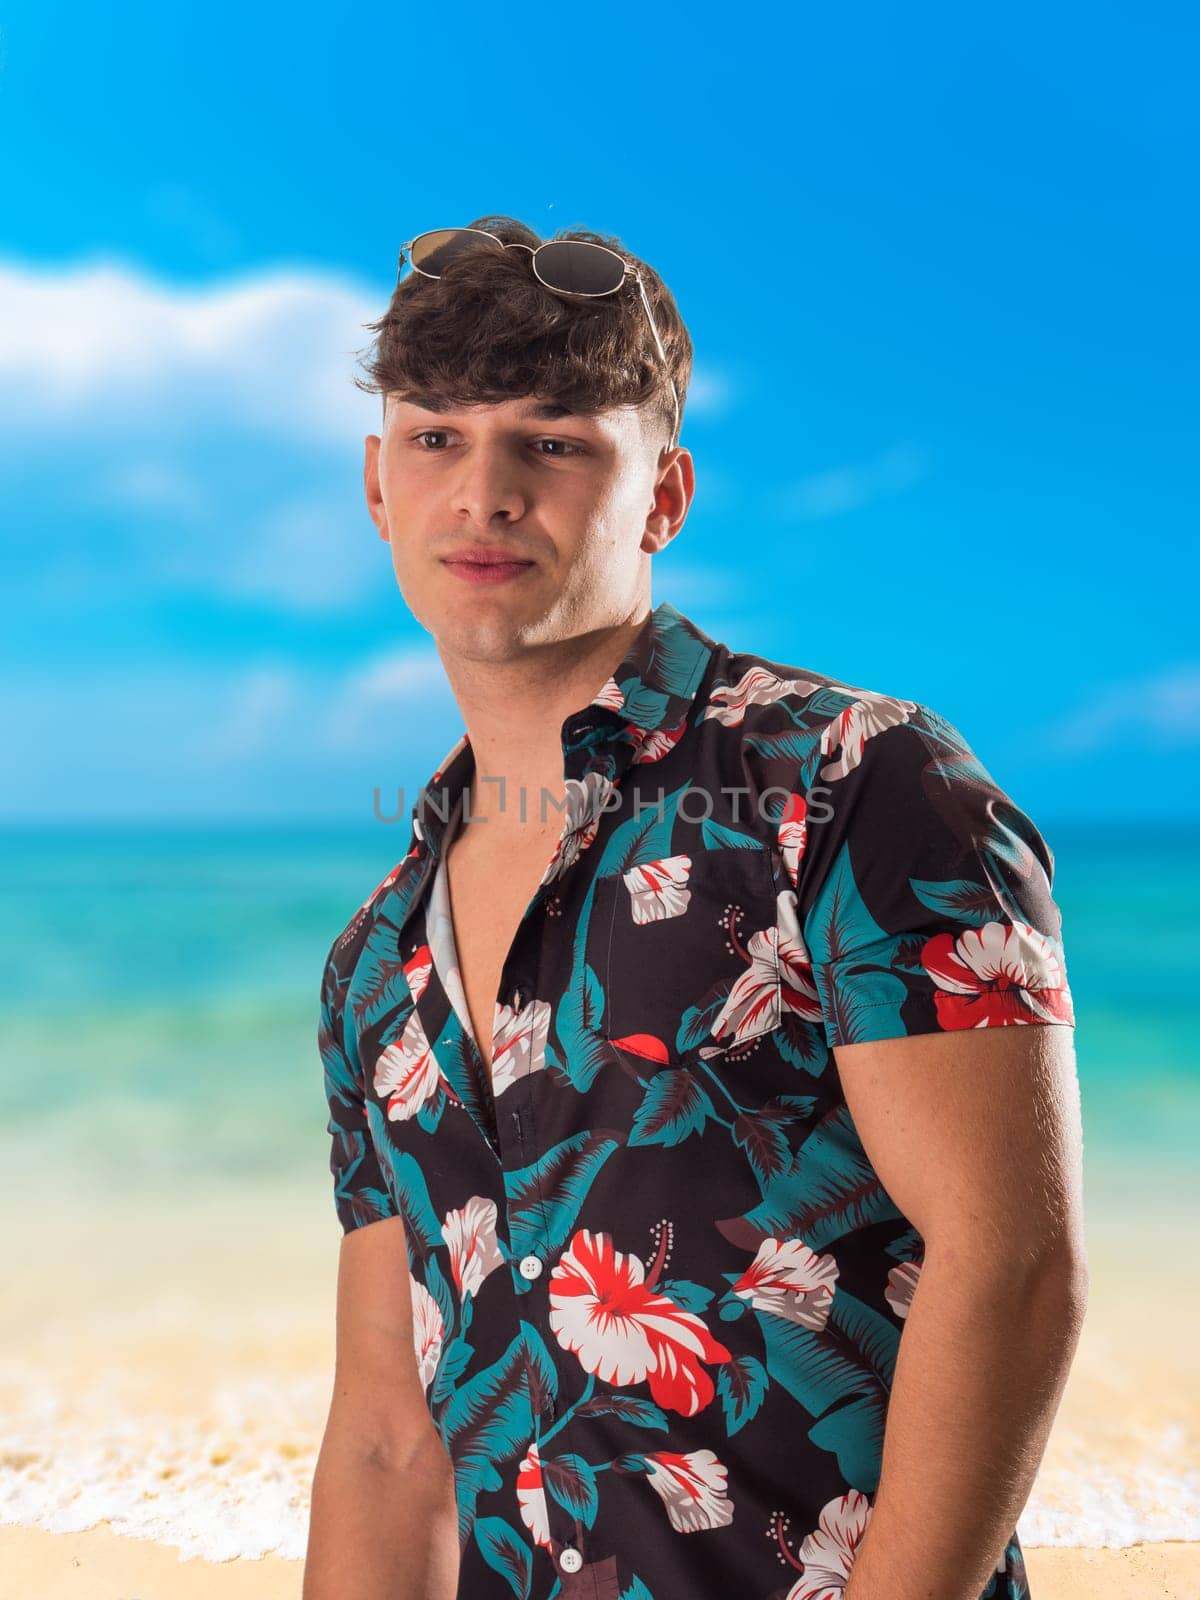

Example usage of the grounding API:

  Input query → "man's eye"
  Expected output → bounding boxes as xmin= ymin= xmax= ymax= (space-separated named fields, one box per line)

xmin=410 ymin=432 xmax=582 ymax=456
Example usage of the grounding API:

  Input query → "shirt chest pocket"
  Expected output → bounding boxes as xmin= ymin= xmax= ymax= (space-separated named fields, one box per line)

xmin=590 ymin=845 xmax=783 ymax=1065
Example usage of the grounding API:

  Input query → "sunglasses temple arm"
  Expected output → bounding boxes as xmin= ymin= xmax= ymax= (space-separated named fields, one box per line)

xmin=634 ymin=273 xmax=680 ymax=452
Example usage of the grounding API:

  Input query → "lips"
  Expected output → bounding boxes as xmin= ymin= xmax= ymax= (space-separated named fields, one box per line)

xmin=444 ymin=548 xmax=534 ymax=567
xmin=442 ymin=550 xmax=536 ymax=586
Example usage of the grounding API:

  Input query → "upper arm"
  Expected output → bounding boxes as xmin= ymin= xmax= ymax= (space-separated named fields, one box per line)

xmin=833 ymin=1023 xmax=1088 ymax=1266
xmin=317 ymin=939 xmax=442 ymax=1465
xmin=792 ymin=700 xmax=1085 ymax=1266
xmin=330 ymin=1213 xmax=446 ymax=1468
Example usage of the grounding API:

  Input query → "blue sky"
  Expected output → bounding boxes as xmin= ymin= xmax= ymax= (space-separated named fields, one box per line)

xmin=1 ymin=2 xmax=1196 ymax=825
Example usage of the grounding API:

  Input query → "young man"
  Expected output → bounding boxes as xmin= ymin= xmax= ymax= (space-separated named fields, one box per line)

xmin=304 ymin=218 xmax=1088 ymax=1600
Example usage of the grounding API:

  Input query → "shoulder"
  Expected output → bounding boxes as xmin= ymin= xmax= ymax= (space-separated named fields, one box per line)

xmin=322 ymin=844 xmax=420 ymax=997
xmin=701 ymin=640 xmax=931 ymax=739
xmin=700 ymin=641 xmax=969 ymax=790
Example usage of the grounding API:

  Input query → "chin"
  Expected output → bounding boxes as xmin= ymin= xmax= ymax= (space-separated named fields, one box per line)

xmin=434 ymin=606 xmax=534 ymax=660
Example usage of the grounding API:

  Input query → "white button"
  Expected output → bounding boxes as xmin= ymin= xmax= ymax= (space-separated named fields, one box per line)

xmin=518 ymin=1254 xmax=543 ymax=1280
xmin=559 ymin=1547 xmax=583 ymax=1573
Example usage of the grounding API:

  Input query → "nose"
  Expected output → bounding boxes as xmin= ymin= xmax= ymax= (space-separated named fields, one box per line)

xmin=450 ymin=438 xmax=528 ymax=527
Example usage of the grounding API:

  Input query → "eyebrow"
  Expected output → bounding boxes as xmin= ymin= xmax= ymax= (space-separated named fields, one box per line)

xmin=394 ymin=391 xmax=582 ymax=422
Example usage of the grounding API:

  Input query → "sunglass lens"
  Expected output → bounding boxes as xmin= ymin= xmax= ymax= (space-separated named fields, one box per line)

xmin=410 ymin=229 xmax=498 ymax=276
xmin=534 ymin=240 xmax=625 ymax=296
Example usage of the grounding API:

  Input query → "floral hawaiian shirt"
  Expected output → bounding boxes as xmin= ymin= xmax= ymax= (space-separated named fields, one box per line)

xmin=319 ymin=598 xmax=1074 ymax=1600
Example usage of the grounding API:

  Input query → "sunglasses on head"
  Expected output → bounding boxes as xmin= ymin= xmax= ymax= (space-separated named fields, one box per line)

xmin=396 ymin=227 xmax=681 ymax=452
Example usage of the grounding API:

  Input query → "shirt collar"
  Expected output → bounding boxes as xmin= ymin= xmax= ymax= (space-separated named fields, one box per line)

xmin=411 ymin=598 xmax=715 ymax=858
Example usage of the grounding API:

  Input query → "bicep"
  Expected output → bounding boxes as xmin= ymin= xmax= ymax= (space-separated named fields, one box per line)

xmin=833 ymin=1023 xmax=1087 ymax=1268
xmin=329 ymin=1213 xmax=445 ymax=1468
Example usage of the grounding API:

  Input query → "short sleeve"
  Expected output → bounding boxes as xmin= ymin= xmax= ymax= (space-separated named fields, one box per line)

xmin=795 ymin=702 xmax=1075 ymax=1049
xmin=319 ymin=944 xmax=401 ymax=1233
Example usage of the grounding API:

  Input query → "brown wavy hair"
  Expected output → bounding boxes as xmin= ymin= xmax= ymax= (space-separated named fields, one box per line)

xmin=353 ymin=214 xmax=692 ymax=452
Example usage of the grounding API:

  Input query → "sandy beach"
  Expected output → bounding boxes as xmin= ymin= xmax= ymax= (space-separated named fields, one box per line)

xmin=1 ymin=1525 xmax=1196 ymax=1600
xmin=2 ymin=1174 xmax=1197 ymax=1599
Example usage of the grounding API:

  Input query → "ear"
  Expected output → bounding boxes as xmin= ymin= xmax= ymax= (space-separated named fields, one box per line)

xmin=640 ymin=445 xmax=694 ymax=554
xmin=364 ymin=434 xmax=389 ymax=541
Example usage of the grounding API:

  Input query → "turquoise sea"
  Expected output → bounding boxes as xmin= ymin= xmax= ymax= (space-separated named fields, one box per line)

xmin=0 ymin=823 xmax=1196 ymax=1215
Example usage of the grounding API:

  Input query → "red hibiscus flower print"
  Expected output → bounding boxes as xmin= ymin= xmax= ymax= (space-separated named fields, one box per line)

xmin=922 ymin=921 xmax=1075 ymax=1028
xmin=548 ymin=1229 xmax=733 ymax=1416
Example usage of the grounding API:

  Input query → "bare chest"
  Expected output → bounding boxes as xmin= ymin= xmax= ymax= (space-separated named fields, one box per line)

xmin=444 ymin=824 xmax=563 ymax=1074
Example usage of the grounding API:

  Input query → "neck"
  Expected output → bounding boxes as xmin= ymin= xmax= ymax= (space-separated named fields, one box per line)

xmin=441 ymin=605 xmax=650 ymax=834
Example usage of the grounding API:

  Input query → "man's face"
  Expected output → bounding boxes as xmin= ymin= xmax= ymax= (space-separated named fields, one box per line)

xmin=363 ymin=392 xmax=693 ymax=664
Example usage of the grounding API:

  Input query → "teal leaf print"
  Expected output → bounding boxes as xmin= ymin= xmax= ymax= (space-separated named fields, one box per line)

xmin=423 ymin=1255 xmax=456 ymax=1348
xmin=621 ymin=682 xmax=674 ymax=733
xmin=676 ymin=996 xmax=727 ymax=1054
xmin=754 ymin=1311 xmax=880 ymax=1450
xmin=553 ymin=963 xmax=611 ymax=1092
xmin=909 ymin=875 xmax=997 ymax=927
xmin=434 ymin=1022 xmax=493 ymax=1139
xmin=519 ymin=1319 xmax=560 ymax=1421
xmin=807 ymin=1389 xmax=886 ymax=1493
xmin=742 ymin=724 xmax=818 ymax=774
xmin=733 ymin=1107 xmax=794 ymax=1187
xmin=596 ymin=794 xmax=683 ymax=876
xmin=318 ymin=1006 xmax=359 ymax=1101
xmin=352 ymin=916 xmax=413 ymax=1029
xmin=575 ymin=1395 xmax=669 ymax=1432
xmin=646 ymin=612 xmax=705 ymax=695
xmin=753 ymin=1289 xmax=900 ymax=1491
xmin=331 ymin=1177 xmax=392 ymax=1235
xmin=328 ymin=1131 xmax=394 ymax=1228
xmin=716 ymin=1355 xmax=769 ymax=1436
xmin=827 ymin=1287 xmax=901 ymax=1390
xmin=473 ymin=1516 xmax=532 ymax=1600
xmin=441 ymin=1328 xmax=539 ymax=1539
xmin=699 ymin=818 xmax=767 ymax=851
xmin=387 ymin=1145 xmax=444 ymax=1257
xmin=814 ymin=960 xmax=908 ymax=1045
xmin=717 ymin=1105 xmax=901 ymax=1253
xmin=771 ymin=1014 xmax=830 ymax=1073
xmin=774 ymin=1093 xmax=821 ymax=1116
xmin=629 ymin=1070 xmax=716 ymax=1147
xmin=618 ymin=1579 xmax=656 ymax=1600
xmin=431 ymin=1333 xmax=474 ymax=1405
xmin=542 ymin=1452 xmax=599 ymax=1527
xmin=503 ymin=1132 xmax=623 ymax=1263
xmin=416 ymin=1086 xmax=446 ymax=1134
xmin=981 ymin=798 xmax=1051 ymax=876
xmin=803 ymin=840 xmax=894 ymax=967
xmin=658 ymin=1277 xmax=715 ymax=1314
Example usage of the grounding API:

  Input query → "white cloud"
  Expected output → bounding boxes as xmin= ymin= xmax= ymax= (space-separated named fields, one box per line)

xmin=769 ymin=442 xmax=929 ymax=521
xmin=0 ymin=252 xmax=381 ymax=448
